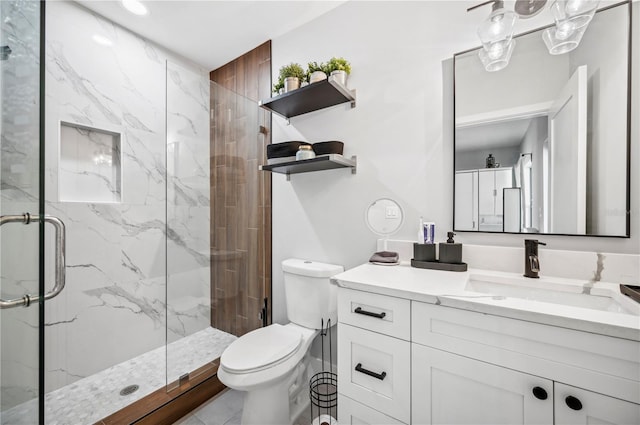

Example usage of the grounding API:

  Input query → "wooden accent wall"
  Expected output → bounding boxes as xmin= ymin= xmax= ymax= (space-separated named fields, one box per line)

xmin=209 ymin=41 xmax=272 ymax=337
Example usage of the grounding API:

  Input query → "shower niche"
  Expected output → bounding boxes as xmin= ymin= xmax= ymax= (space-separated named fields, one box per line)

xmin=59 ymin=121 xmax=122 ymax=203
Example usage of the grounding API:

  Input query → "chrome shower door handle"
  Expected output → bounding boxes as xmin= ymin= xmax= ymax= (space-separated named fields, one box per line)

xmin=41 ymin=215 xmax=66 ymax=302
xmin=0 ymin=213 xmax=66 ymax=309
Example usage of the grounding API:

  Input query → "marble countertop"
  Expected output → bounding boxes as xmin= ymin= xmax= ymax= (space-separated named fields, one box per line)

xmin=332 ymin=262 xmax=640 ymax=341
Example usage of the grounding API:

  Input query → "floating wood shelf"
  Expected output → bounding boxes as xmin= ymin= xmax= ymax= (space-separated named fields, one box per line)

xmin=259 ymin=75 xmax=356 ymax=120
xmin=259 ymin=154 xmax=357 ymax=181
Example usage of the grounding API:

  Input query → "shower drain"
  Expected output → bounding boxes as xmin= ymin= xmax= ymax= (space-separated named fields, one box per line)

xmin=119 ymin=384 xmax=139 ymax=396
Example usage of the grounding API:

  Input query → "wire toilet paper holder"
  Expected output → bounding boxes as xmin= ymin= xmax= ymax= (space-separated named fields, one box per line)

xmin=309 ymin=318 xmax=337 ymax=425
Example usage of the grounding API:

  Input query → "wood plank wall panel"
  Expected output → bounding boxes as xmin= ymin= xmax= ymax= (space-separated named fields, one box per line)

xmin=210 ymin=41 xmax=272 ymax=337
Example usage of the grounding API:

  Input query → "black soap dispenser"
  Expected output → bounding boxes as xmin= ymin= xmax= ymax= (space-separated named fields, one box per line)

xmin=439 ymin=232 xmax=463 ymax=264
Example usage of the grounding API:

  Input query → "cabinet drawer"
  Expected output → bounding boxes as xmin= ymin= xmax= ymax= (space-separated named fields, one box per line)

xmin=338 ymin=287 xmax=410 ymax=340
xmin=338 ymin=394 xmax=407 ymax=425
xmin=338 ymin=323 xmax=410 ymax=423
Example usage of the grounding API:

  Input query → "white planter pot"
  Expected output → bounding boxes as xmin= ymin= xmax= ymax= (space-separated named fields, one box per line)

xmin=309 ymin=71 xmax=327 ymax=84
xmin=284 ymin=77 xmax=300 ymax=92
xmin=330 ymin=70 xmax=348 ymax=86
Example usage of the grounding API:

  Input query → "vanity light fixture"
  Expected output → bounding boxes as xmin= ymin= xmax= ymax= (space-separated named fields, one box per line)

xmin=468 ymin=0 xmax=600 ymax=70
xmin=121 ymin=0 xmax=148 ymax=16
xmin=542 ymin=0 xmax=599 ymax=54
xmin=468 ymin=0 xmax=519 ymax=72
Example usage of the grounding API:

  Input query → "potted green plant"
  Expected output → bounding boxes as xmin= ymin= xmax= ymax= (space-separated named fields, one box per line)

xmin=274 ymin=62 xmax=305 ymax=94
xmin=323 ymin=57 xmax=351 ymax=86
xmin=272 ymin=79 xmax=284 ymax=95
xmin=306 ymin=61 xmax=327 ymax=84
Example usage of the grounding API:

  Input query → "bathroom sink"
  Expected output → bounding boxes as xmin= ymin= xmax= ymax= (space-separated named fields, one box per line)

xmin=464 ymin=274 xmax=640 ymax=316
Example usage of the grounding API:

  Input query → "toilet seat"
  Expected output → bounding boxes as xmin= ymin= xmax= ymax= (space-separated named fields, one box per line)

xmin=221 ymin=324 xmax=302 ymax=374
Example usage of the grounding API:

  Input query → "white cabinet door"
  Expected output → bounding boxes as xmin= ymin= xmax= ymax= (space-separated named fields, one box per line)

xmin=494 ymin=168 xmax=513 ymax=216
xmin=478 ymin=170 xmax=495 ymax=216
xmin=412 ymin=344 xmax=553 ymax=425
xmin=554 ymin=382 xmax=640 ymax=425
xmin=455 ymin=171 xmax=478 ymax=230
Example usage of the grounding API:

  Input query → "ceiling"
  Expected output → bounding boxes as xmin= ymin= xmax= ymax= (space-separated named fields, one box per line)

xmin=75 ymin=0 xmax=347 ymax=71
xmin=456 ymin=116 xmax=547 ymax=152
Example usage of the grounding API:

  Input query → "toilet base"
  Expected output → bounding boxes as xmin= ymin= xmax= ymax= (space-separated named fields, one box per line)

xmin=238 ymin=354 xmax=313 ymax=425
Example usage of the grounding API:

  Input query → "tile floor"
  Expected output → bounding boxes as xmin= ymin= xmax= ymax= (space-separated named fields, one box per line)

xmin=174 ymin=389 xmax=314 ymax=425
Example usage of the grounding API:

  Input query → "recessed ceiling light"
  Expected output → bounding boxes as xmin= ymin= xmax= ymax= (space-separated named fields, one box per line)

xmin=92 ymin=34 xmax=113 ymax=46
xmin=121 ymin=0 xmax=148 ymax=16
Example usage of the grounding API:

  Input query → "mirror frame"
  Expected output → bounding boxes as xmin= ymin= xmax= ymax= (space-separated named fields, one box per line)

xmin=452 ymin=1 xmax=632 ymax=238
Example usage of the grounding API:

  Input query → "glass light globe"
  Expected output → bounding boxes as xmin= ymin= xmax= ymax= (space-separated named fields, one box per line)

xmin=478 ymin=6 xmax=518 ymax=45
xmin=555 ymin=20 xmax=576 ymax=40
xmin=550 ymin=0 xmax=598 ymax=29
xmin=486 ymin=40 xmax=507 ymax=60
xmin=543 ymin=25 xmax=586 ymax=55
xmin=479 ymin=39 xmax=516 ymax=72
xmin=565 ymin=0 xmax=599 ymax=16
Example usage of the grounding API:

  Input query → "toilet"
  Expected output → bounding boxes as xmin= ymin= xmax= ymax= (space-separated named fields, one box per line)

xmin=218 ymin=258 xmax=343 ymax=425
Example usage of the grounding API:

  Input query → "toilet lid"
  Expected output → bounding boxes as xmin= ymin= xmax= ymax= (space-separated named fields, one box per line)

xmin=221 ymin=324 xmax=302 ymax=373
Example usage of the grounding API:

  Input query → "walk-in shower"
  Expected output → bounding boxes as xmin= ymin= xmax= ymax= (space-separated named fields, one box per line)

xmin=1 ymin=2 xmax=270 ymax=423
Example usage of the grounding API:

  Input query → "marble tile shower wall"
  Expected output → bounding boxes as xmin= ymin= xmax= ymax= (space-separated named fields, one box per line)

xmin=166 ymin=61 xmax=212 ymax=361
xmin=42 ymin=1 xmax=210 ymax=393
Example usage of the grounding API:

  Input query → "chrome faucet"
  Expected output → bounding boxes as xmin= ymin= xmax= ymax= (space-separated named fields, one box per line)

xmin=524 ymin=239 xmax=546 ymax=278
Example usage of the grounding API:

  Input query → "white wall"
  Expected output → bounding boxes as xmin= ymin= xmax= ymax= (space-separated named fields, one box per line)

xmin=456 ymin=146 xmax=521 ymax=171
xmin=271 ymin=1 xmax=639 ymax=323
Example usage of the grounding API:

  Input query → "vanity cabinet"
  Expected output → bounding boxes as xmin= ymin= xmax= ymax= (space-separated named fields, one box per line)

xmin=338 ymin=394 xmax=405 ymax=425
xmin=412 ymin=346 xmax=640 ymax=425
xmin=553 ymin=383 xmax=640 ymax=425
xmin=338 ymin=325 xmax=411 ymax=423
xmin=336 ymin=286 xmax=640 ymax=425
xmin=337 ymin=288 xmax=411 ymax=424
xmin=412 ymin=345 xmax=553 ymax=425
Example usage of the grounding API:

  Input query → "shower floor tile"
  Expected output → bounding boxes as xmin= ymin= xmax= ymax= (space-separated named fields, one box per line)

xmin=1 ymin=327 xmax=236 ymax=425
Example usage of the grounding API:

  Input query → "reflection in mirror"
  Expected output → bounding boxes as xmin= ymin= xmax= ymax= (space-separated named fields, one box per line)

xmin=454 ymin=2 xmax=630 ymax=236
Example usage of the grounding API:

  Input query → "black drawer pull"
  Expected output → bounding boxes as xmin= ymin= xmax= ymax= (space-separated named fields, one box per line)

xmin=565 ymin=396 xmax=583 ymax=411
xmin=354 ymin=307 xmax=386 ymax=319
xmin=532 ymin=386 xmax=548 ymax=400
xmin=355 ymin=363 xmax=387 ymax=380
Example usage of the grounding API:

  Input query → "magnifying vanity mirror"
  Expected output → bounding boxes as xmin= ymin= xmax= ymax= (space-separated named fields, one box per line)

xmin=453 ymin=1 xmax=630 ymax=237
xmin=366 ymin=198 xmax=404 ymax=249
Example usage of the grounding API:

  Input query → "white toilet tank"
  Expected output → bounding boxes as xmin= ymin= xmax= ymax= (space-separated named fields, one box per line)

xmin=282 ymin=258 xmax=343 ymax=330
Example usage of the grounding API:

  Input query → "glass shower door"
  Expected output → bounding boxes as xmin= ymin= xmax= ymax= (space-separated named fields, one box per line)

xmin=0 ymin=1 xmax=42 ymax=424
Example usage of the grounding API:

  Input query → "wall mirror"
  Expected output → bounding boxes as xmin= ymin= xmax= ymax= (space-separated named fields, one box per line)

xmin=453 ymin=2 xmax=630 ymax=237
xmin=366 ymin=198 xmax=404 ymax=238
xmin=366 ymin=198 xmax=404 ymax=252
